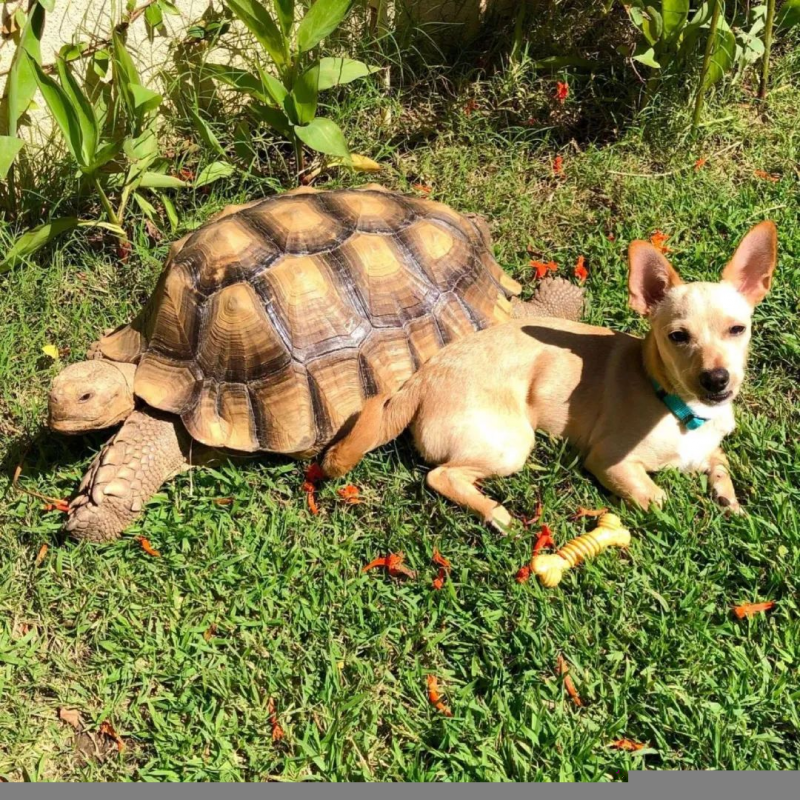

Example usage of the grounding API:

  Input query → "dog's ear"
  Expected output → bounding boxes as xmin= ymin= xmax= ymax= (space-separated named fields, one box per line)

xmin=628 ymin=241 xmax=683 ymax=316
xmin=721 ymin=221 xmax=777 ymax=306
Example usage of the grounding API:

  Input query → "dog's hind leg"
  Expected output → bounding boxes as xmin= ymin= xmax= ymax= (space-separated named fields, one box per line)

xmin=426 ymin=464 xmax=514 ymax=534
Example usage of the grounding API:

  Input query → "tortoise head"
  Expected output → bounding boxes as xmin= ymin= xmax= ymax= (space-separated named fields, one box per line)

xmin=49 ymin=360 xmax=137 ymax=434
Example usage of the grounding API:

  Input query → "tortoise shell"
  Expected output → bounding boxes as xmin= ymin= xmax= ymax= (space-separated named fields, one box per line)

xmin=98 ymin=186 xmax=521 ymax=457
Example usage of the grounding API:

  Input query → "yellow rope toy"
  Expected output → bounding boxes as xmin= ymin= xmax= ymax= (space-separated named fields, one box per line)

xmin=530 ymin=513 xmax=631 ymax=587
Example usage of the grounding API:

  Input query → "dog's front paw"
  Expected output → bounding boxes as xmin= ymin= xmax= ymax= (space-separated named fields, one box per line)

xmin=711 ymin=487 xmax=744 ymax=515
xmin=487 ymin=505 xmax=514 ymax=536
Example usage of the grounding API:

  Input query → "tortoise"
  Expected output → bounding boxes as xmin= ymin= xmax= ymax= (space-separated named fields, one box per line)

xmin=48 ymin=185 xmax=585 ymax=541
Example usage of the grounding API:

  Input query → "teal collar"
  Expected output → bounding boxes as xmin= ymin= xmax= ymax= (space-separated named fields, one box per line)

xmin=651 ymin=379 xmax=708 ymax=431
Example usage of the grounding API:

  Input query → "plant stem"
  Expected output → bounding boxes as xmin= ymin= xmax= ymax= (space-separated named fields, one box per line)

xmin=692 ymin=0 xmax=722 ymax=133
xmin=759 ymin=0 xmax=776 ymax=100
xmin=93 ymin=178 xmax=122 ymax=227
xmin=293 ymin=136 xmax=305 ymax=182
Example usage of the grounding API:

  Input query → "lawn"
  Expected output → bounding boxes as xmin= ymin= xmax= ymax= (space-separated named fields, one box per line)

xmin=1 ymin=50 xmax=799 ymax=781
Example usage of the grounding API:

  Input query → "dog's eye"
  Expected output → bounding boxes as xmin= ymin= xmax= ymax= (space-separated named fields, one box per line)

xmin=668 ymin=330 xmax=690 ymax=344
xmin=729 ymin=325 xmax=746 ymax=336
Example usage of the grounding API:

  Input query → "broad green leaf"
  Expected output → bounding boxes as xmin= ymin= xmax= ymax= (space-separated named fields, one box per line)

xmin=161 ymin=1 xmax=181 ymax=15
xmin=288 ymin=65 xmax=318 ymax=125
xmin=296 ymin=0 xmax=352 ymax=53
xmin=133 ymin=191 xmax=158 ymax=219
xmin=112 ymin=30 xmax=141 ymax=123
xmin=28 ymin=55 xmax=85 ymax=167
xmin=139 ymin=171 xmax=187 ymax=188
xmin=194 ymin=161 xmax=236 ymax=187
xmin=130 ymin=83 xmax=162 ymax=115
xmin=258 ymin=64 xmax=289 ymax=106
xmin=316 ymin=57 xmax=380 ymax=90
xmin=641 ymin=6 xmax=662 ymax=45
xmin=188 ymin=107 xmax=226 ymax=156
xmin=161 ymin=193 xmax=179 ymax=230
xmin=38 ymin=0 xmax=55 ymax=10
xmin=0 ymin=217 xmax=80 ymax=272
xmin=124 ymin=129 xmax=159 ymax=161
xmin=662 ymin=0 xmax=689 ymax=43
xmin=777 ymin=0 xmax=800 ymax=28
xmin=275 ymin=0 xmax=294 ymax=36
xmin=202 ymin=63 xmax=269 ymax=101
xmin=0 ymin=136 xmax=25 ymax=180
xmin=701 ymin=24 xmax=736 ymax=91
xmin=294 ymin=117 xmax=350 ymax=158
xmin=92 ymin=48 xmax=110 ymax=78
xmin=145 ymin=3 xmax=164 ymax=29
xmin=687 ymin=0 xmax=713 ymax=30
xmin=8 ymin=3 xmax=45 ymax=135
xmin=251 ymin=102 xmax=292 ymax=136
xmin=632 ymin=44 xmax=661 ymax=68
xmin=329 ymin=153 xmax=381 ymax=172
xmin=56 ymin=58 xmax=98 ymax=166
xmin=60 ymin=42 xmax=88 ymax=62
xmin=226 ymin=0 xmax=286 ymax=65
xmin=89 ymin=140 xmax=123 ymax=172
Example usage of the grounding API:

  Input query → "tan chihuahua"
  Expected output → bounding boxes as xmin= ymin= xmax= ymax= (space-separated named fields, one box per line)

xmin=323 ymin=222 xmax=777 ymax=529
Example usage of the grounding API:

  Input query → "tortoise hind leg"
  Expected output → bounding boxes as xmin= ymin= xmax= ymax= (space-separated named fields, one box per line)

xmin=66 ymin=409 xmax=190 ymax=542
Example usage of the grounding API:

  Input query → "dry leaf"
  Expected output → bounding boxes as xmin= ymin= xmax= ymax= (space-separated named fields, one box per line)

xmin=99 ymin=720 xmax=125 ymax=752
xmin=135 ymin=536 xmax=161 ymax=557
xmin=59 ymin=708 xmax=82 ymax=730
xmin=337 ymin=485 xmax=361 ymax=505
xmin=611 ymin=738 xmax=646 ymax=752
xmin=754 ymin=170 xmax=779 ymax=182
xmin=556 ymin=654 xmax=583 ymax=707
xmin=34 ymin=543 xmax=49 ymax=567
xmin=571 ymin=506 xmax=608 ymax=520
xmin=426 ymin=675 xmax=453 ymax=717
xmin=42 ymin=344 xmax=60 ymax=360
xmin=203 ymin=623 xmax=217 ymax=641
xmin=268 ymin=697 xmax=284 ymax=742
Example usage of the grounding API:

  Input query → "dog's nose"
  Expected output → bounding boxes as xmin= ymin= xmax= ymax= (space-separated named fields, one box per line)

xmin=699 ymin=368 xmax=730 ymax=393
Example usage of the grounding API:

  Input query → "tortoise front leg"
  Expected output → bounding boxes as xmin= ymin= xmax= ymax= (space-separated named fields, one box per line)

xmin=65 ymin=409 xmax=190 ymax=542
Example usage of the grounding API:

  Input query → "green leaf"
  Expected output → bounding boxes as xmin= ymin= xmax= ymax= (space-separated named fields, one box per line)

xmin=297 ymin=0 xmax=352 ymax=53
xmin=530 ymin=55 xmax=598 ymax=70
xmin=8 ymin=3 xmax=45 ymax=135
xmin=777 ymin=0 xmax=800 ymax=28
xmin=294 ymin=117 xmax=350 ymax=158
xmin=226 ymin=0 xmax=286 ymax=65
xmin=257 ymin=64 xmax=289 ymax=106
xmin=56 ymin=58 xmax=98 ymax=166
xmin=202 ymin=63 xmax=269 ymax=102
xmin=38 ymin=0 xmax=56 ymax=10
xmin=250 ymin=102 xmax=292 ymax=136
xmin=92 ymin=48 xmax=110 ymax=78
xmin=124 ymin=129 xmax=159 ymax=161
xmin=130 ymin=83 xmax=162 ymax=115
xmin=59 ymin=42 xmax=89 ymax=62
xmin=89 ymin=140 xmax=123 ymax=171
xmin=194 ymin=161 xmax=236 ymax=187
xmin=112 ymin=30 xmax=141 ymax=123
xmin=632 ymin=43 xmax=661 ymax=68
xmin=133 ymin=191 xmax=158 ymax=219
xmin=275 ymin=0 xmax=294 ymax=36
xmin=661 ymin=0 xmax=689 ymax=43
xmin=145 ymin=3 xmax=164 ymax=29
xmin=188 ymin=108 xmax=226 ymax=156
xmin=27 ymin=54 xmax=85 ymax=167
xmin=641 ymin=6 xmax=662 ymax=45
xmin=0 ymin=218 xmax=80 ymax=272
xmin=701 ymin=24 xmax=736 ymax=91
xmin=0 ymin=136 xmax=25 ymax=180
xmin=161 ymin=1 xmax=181 ymax=15
xmin=288 ymin=65 xmax=318 ymax=125
xmin=315 ymin=57 xmax=380 ymax=90
xmin=139 ymin=171 xmax=187 ymax=189
xmin=161 ymin=193 xmax=179 ymax=230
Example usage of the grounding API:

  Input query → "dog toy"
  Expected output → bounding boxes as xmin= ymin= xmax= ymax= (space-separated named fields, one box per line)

xmin=530 ymin=513 xmax=630 ymax=587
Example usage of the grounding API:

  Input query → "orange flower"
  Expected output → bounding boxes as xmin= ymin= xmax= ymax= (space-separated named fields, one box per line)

xmin=694 ymin=157 xmax=706 ymax=171
xmin=533 ymin=524 xmax=555 ymax=554
xmin=99 ymin=720 xmax=125 ymax=752
xmin=463 ymin=98 xmax=478 ymax=116
xmin=337 ymin=485 xmax=362 ymax=505
xmin=426 ymin=675 xmax=453 ymax=717
xmin=733 ymin=601 xmax=775 ymax=619
xmin=574 ymin=255 xmax=588 ymax=283
xmin=515 ymin=565 xmax=531 ymax=584
xmin=571 ymin=506 xmax=608 ymax=520
xmin=754 ymin=169 xmax=779 ymax=182
xmin=521 ymin=500 xmax=543 ymax=528
xmin=34 ymin=543 xmax=49 ymax=567
xmin=136 ymin=536 xmax=161 ymax=557
xmin=42 ymin=499 xmax=70 ymax=513
xmin=268 ymin=697 xmax=285 ymax=742
xmin=362 ymin=552 xmax=416 ymax=579
xmin=431 ymin=548 xmax=451 ymax=590
xmin=302 ymin=463 xmax=324 ymax=515
xmin=649 ymin=230 xmax=671 ymax=254
xmin=432 ymin=569 xmax=447 ymax=590
xmin=611 ymin=739 xmax=646 ymax=752
xmin=553 ymin=155 xmax=564 ymax=175
xmin=529 ymin=260 xmax=558 ymax=279
xmin=555 ymin=81 xmax=569 ymax=103
xmin=412 ymin=183 xmax=432 ymax=195
xmin=556 ymin=654 xmax=583 ymax=707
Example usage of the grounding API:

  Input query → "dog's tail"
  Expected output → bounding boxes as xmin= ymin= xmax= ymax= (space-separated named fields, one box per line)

xmin=322 ymin=380 xmax=422 ymax=478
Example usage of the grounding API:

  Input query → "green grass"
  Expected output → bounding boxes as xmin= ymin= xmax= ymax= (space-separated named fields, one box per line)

xmin=2 ymin=51 xmax=800 ymax=781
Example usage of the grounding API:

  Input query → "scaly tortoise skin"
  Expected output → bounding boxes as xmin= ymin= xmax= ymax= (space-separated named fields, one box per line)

xmin=54 ymin=185 xmax=585 ymax=541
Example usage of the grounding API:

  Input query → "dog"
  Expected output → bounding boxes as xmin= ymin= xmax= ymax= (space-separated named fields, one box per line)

xmin=322 ymin=222 xmax=777 ymax=530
